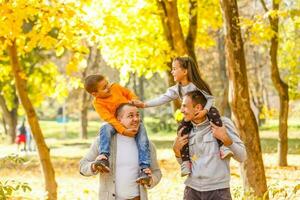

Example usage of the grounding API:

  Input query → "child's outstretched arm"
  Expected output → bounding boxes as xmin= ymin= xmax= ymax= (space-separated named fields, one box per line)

xmin=145 ymin=85 xmax=179 ymax=107
xmin=131 ymin=100 xmax=145 ymax=108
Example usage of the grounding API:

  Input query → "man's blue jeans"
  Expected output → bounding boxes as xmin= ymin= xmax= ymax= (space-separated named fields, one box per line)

xmin=99 ymin=123 xmax=150 ymax=169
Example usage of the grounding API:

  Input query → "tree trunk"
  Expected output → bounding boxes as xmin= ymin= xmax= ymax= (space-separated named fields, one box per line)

xmin=8 ymin=40 xmax=57 ymax=200
xmin=80 ymin=91 xmax=88 ymax=139
xmin=156 ymin=1 xmax=180 ymax=111
xmin=133 ymin=73 xmax=138 ymax=95
xmin=163 ymin=0 xmax=189 ymax=55
xmin=219 ymin=0 xmax=268 ymax=198
xmin=157 ymin=0 xmax=196 ymax=111
xmin=0 ymin=94 xmax=18 ymax=144
xmin=269 ymin=1 xmax=289 ymax=167
xmin=80 ymin=46 xmax=101 ymax=139
xmin=185 ymin=0 xmax=198 ymax=61
xmin=259 ymin=0 xmax=289 ymax=166
xmin=1 ymin=114 xmax=8 ymax=135
xmin=138 ymin=76 xmax=145 ymax=120
xmin=217 ymin=30 xmax=231 ymax=118
xmin=250 ymin=61 xmax=266 ymax=126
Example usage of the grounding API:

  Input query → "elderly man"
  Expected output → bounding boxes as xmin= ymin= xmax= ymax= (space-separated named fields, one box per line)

xmin=173 ymin=90 xmax=247 ymax=200
xmin=80 ymin=103 xmax=162 ymax=200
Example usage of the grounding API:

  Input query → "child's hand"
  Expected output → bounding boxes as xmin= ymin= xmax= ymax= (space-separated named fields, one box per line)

xmin=131 ymin=100 xmax=145 ymax=108
xmin=138 ymin=168 xmax=153 ymax=187
xmin=194 ymin=109 xmax=208 ymax=119
xmin=123 ymin=128 xmax=138 ymax=137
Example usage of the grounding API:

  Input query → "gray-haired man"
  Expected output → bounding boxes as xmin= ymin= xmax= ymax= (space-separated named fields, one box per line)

xmin=80 ymin=103 xmax=162 ymax=200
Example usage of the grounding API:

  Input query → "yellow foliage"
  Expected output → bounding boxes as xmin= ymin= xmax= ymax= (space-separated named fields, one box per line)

xmin=174 ymin=109 xmax=184 ymax=122
xmin=18 ymin=72 xmax=27 ymax=80
xmin=55 ymin=46 xmax=65 ymax=57
xmin=259 ymin=106 xmax=278 ymax=120
xmin=0 ymin=0 xmax=96 ymax=76
xmin=39 ymin=36 xmax=57 ymax=50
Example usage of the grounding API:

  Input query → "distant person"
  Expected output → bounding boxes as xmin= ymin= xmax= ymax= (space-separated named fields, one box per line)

xmin=83 ymin=74 xmax=151 ymax=183
xmin=173 ymin=90 xmax=247 ymax=200
xmin=79 ymin=103 xmax=162 ymax=200
xmin=24 ymin=121 xmax=35 ymax=152
xmin=56 ymin=107 xmax=68 ymax=123
xmin=15 ymin=120 xmax=27 ymax=151
xmin=134 ymin=56 xmax=233 ymax=176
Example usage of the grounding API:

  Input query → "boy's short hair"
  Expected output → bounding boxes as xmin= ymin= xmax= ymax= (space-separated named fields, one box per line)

xmin=185 ymin=90 xmax=207 ymax=107
xmin=84 ymin=74 xmax=105 ymax=94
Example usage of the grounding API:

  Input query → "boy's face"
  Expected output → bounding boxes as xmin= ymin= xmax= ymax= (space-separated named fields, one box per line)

xmin=92 ymin=79 xmax=112 ymax=98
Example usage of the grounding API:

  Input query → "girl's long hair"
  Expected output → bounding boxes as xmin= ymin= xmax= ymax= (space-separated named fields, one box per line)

xmin=173 ymin=56 xmax=212 ymax=97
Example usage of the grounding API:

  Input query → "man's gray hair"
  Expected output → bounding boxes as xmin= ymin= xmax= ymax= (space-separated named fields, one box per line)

xmin=115 ymin=103 xmax=136 ymax=118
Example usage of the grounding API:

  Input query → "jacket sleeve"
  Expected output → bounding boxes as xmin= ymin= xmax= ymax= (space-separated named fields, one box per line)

xmin=223 ymin=117 xmax=247 ymax=162
xmin=93 ymin=101 xmax=126 ymax=134
xmin=79 ymin=137 xmax=100 ymax=176
xmin=145 ymin=85 xmax=179 ymax=107
xmin=147 ymin=142 xmax=162 ymax=189
xmin=200 ymin=90 xmax=215 ymax=111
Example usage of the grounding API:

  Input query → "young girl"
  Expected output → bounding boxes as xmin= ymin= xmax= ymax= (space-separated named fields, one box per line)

xmin=135 ymin=56 xmax=233 ymax=176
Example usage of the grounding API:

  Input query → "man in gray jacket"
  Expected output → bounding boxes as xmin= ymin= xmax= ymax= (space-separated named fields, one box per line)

xmin=173 ymin=90 xmax=247 ymax=200
xmin=80 ymin=103 xmax=162 ymax=200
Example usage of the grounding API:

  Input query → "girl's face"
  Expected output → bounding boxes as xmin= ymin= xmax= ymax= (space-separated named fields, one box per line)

xmin=171 ymin=60 xmax=187 ymax=83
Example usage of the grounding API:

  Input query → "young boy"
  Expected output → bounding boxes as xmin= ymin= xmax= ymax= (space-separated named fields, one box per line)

xmin=84 ymin=74 xmax=151 ymax=183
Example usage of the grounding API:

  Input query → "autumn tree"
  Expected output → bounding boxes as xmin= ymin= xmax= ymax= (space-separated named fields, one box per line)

xmin=259 ymin=0 xmax=289 ymax=166
xmin=217 ymin=30 xmax=231 ymax=117
xmin=239 ymin=0 xmax=299 ymax=166
xmin=0 ymin=73 xmax=18 ymax=143
xmin=80 ymin=45 xmax=100 ymax=139
xmin=0 ymin=1 xmax=95 ymax=199
xmin=219 ymin=0 xmax=268 ymax=198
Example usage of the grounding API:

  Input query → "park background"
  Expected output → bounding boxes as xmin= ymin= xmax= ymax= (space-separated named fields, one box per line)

xmin=0 ymin=0 xmax=299 ymax=199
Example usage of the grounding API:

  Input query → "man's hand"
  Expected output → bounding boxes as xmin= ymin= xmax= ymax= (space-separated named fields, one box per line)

xmin=210 ymin=122 xmax=233 ymax=146
xmin=123 ymin=128 xmax=138 ymax=137
xmin=173 ymin=127 xmax=189 ymax=157
xmin=131 ymin=100 xmax=145 ymax=108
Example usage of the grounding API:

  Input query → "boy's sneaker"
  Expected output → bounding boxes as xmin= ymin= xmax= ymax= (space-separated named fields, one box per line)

xmin=220 ymin=148 xmax=234 ymax=160
xmin=94 ymin=159 xmax=110 ymax=173
xmin=136 ymin=170 xmax=151 ymax=185
xmin=181 ymin=161 xmax=191 ymax=177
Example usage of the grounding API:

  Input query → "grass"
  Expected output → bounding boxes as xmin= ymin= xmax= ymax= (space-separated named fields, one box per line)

xmin=259 ymin=118 xmax=300 ymax=132
xmin=1 ymin=118 xmax=300 ymax=199
xmin=23 ymin=118 xmax=300 ymax=154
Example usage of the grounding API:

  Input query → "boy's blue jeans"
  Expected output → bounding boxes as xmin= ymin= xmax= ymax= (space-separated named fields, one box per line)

xmin=99 ymin=123 xmax=150 ymax=169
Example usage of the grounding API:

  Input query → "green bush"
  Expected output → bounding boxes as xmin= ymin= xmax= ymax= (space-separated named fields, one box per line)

xmin=0 ymin=155 xmax=31 ymax=200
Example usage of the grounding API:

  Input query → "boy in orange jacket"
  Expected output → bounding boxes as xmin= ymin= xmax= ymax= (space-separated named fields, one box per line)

xmin=84 ymin=74 xmax=151 ymax=183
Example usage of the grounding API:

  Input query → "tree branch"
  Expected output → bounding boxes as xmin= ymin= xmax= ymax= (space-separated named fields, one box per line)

xmin=185 ymin=0 xmax=198 ymax=60
xmin=259 ymin=0 xmax=269 ymax=12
